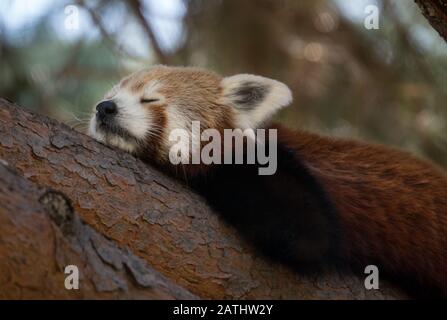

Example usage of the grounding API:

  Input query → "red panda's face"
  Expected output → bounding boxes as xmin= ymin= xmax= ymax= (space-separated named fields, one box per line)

xmin=89 ymin=65 xmax=292 ymax=165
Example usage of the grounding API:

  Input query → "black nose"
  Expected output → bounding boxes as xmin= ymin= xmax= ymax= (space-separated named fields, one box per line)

xmin=96 ymin=100 xmax=117 ymax=121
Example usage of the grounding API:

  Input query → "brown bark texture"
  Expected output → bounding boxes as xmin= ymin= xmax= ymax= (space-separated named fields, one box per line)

xmin=0 ymin=99 xmax=407 ymax=299
xmin=0 ymin=162 xmax=197 ymax=299
xmin=415 ymin=0 xmax=447 ymax=41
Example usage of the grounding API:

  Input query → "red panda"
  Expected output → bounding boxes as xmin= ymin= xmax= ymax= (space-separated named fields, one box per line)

xmin=88 ymin=65 xmax=447 ymax=298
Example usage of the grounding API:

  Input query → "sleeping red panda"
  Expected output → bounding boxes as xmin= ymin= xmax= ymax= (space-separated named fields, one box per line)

xmin=88 ymin=65 xmax=447 ymax=298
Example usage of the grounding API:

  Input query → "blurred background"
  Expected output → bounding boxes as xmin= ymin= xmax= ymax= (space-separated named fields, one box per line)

xmin=0 ymin=0 xmax=446 ymax=167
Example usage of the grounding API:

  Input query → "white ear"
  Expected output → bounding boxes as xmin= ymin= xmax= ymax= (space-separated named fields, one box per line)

xmin=220 ymin=74 xmax=292 ymax=128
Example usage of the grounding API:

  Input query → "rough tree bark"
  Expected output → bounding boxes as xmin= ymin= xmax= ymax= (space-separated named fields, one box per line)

xmin=415 ymin=0 xmax=447 ymax=41
xmin=0 ymin=99 xmax=407 ymax=299
xmin=0 ymin=162 xmax=197 ymax=299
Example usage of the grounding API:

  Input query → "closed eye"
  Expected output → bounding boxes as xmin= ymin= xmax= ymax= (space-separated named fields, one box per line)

xmin=140 ymin=98 xmax=159 ymax=104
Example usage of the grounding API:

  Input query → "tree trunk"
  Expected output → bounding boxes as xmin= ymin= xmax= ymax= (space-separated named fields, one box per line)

xmin=415 ymin=0 xmax=447 ymax=41
xmin=0 ymin=99 xmax=407 ymax=299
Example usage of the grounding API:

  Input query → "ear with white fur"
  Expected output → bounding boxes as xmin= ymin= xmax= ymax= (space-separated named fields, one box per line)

xmin=220 ymin=74 xmax=292 ymax=128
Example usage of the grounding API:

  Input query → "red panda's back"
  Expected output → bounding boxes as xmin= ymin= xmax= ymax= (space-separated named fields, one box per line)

xmin=275 ymin=124 xmax=447 ymax=295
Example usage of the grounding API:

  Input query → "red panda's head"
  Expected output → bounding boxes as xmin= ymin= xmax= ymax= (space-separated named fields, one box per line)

xmin=89 ymin=65 xmax=292 ymax=167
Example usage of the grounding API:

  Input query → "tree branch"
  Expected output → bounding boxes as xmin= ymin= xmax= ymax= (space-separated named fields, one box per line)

xmin=415 ymin=0 xmax=447 ymax=42
xmin=128 ymin=0 xmax=171 ymax=64
xmin=76 ymin=0 xmax=145 ymax=63
xmin=0 ymin=162 xmax=197 ymax=299
xmin=0 ymin=99 xmax=407 ymax=299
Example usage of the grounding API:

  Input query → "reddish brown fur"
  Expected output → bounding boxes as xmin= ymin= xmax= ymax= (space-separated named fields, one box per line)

xmin=97 ymin=66 xmax=447 ymax=296
xmin=119 ymin=66 xmax=237 ymax=176
xmin=274 ymin=123 xmax=447 ymax=294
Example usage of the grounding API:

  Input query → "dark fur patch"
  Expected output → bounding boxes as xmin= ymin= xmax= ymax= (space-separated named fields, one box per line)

xmin=229 ymin=81 xmax=270 ymax=110
xmin=188 ymin=141 xmax=342 ymax=272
